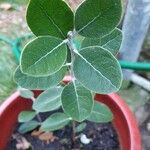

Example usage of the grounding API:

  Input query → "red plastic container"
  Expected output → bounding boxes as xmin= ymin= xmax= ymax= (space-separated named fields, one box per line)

xmin=0 ymin=77 xmax=141 ymax=150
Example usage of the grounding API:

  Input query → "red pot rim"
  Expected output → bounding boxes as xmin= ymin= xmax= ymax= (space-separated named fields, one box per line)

xmin=95 ymin=93 xmax=141 ymax=150
xmin=0 ymin=76 xmax=141 ymax=150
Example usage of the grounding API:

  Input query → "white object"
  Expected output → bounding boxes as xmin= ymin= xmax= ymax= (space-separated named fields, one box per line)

xmin=80 ymin=134 xmax=91 ymax=145
xmin=147 ymin=122 xmax=150 ymax=131
xmin=131 ymin=74 xmax=150 ymax=92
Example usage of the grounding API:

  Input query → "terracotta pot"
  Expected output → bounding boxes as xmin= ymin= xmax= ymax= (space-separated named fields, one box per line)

xmin=0 ymin=77 xmax=141 ymax=150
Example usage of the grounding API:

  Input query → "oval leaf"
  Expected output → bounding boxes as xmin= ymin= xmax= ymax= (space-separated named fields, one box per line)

xmin=27 ymin=0 xmax=74 ymax=39
xmin=75 ymin=0 xmax=122 ymax=38
xmin=73 ymin=46 xmax=122 ymax=94
xmin=87 ymin=101 xmax=113 ymax=123
xmin=61 ymin=82 xmax=94 ymax=122
xmin=19 ymin=88 xmax=34 ymax=99
xmin=33 ymin=87 xmax=63 ymax=112
xmin=18 ymin=111 xmax=36 ymax=123
xmin=14 ymin=66 xmax=67 ymax=90
xmin=81 ymin=28 xmax=123 ymax=55
xmin=41 ymin=113 xmax=71 ymax=131
xmin=19 ymin=121 xmax=39 ymax=134
xmin=20 ymin=36 xmax=67 ymax=76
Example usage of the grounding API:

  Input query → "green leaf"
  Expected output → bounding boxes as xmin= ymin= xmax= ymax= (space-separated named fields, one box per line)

xmin=73 ymin=46 xmax=122 ymax=94
xmin=87 ymin=101 xmax=113 ymax=123
xmin=18 ymin=111 xmax=36 ymax=123
xmin=41 ymin=113 xmax=71 ymax=131
xmin=61 ymin=82 xmax=94 ymax=122
xmin=81 ymin=28 xmax=122 ymax=55
xmin=14 ymin=66 xmax=67 ymax=90
xmin=75 ymin=122 xmax=87 ymax=133
xmin=19 ymin=88 xmax=34 ymax=99
xmin=20 ymin=36 xmax=67 ymax=77
xmin=33 ymin=87 xmax=63 ymax=112
xmin=19 ymin=121 xmax=39 ymax=134
xmin=75 ymin=0 xmax=122 ymax=38
xmin=27 ymin=0 xmax=74 ymax=39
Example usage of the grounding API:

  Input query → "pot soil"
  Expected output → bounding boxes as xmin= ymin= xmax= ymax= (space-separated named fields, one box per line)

xmin=7 ymin=115 xmax=119 ymax=150
xmin=0 ymin=77 xmax=142 ymax=150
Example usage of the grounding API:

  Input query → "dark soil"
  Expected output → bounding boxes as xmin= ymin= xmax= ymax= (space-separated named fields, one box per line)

xmin=7 ymin=112 xmax=120 ymax=150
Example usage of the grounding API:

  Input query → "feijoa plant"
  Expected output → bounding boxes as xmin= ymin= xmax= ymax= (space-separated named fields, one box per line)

xmin=14 ymin=0 xmax=123 ymax=140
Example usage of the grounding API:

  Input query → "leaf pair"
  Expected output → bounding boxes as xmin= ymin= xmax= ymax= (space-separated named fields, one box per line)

xmin=15 ymin=41 xmax=122 ymax=94
xmin=15 ymin=0 xmax=122 ymax=93
xmin=15 ymin=32 xmax=122 ymax=93
xmin=27 ymin=0 xmax=122 ymax=39
xmin=18 ymin=113 xmax=71 ymax=134
xmin=18 ymin=111 xmax=39 ymax=134
xmin=18 ymin=87 xmax=71 ymax=133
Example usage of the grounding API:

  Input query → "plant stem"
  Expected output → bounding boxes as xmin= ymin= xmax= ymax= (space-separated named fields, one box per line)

xmin=31 ymin=97 xmax=42 ymax=124
xmin=72 ymin=121 xmax=76 ymax=146
xmin=67 ymin=31 xmax=78 ymax=79
xmin=67 ymin=32 xmax=78 ymax=146
xmin=36 ymin=114 xmax=42 ymax=123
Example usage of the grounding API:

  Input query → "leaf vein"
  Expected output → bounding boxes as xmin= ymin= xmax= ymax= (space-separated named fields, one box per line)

xmin=75 ymin=50 xmax=117 ymax=89
xmin=77 ymin=12 xmax=101 ymax=34
xmin=25 ymin=40 xmax=65 ymax=72
xmin=37 ymin=0 xmax=65 ymax=38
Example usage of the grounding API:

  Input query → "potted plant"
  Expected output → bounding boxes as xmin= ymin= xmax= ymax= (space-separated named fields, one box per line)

xmin=0 ymin=0 xmax=141 ymax=149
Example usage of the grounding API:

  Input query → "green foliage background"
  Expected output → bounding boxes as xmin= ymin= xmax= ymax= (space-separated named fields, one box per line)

xmin=0 ymin=0 xmax=29 ymax=4
xmin=0 ymin=45 xmax=17 ymax=103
